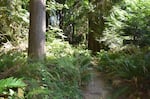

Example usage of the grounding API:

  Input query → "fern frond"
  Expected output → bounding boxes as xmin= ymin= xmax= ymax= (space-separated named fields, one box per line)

xmin=0 ymin=77 xmax=26 ymax=93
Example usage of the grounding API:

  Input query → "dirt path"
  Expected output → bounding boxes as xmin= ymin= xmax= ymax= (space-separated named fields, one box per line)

xmin=82 ymin=69 xmax=111 ymax=99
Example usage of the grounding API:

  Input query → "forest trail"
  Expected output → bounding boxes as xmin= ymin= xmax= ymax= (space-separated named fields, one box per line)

xmin=82 ymin=68 xmax=111 ymax=99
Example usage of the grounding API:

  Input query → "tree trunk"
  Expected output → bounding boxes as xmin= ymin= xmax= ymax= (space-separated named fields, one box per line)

xmin=88 ymin=13 xmax=101 ymax=53
xmin=88 ymin=0 xmax=104 ymax=53
xmin=28 ymin=0 xmax=46 ymax=61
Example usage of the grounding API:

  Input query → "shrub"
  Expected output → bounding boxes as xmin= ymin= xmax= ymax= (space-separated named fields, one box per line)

xmin=0 ymin=51 xmax=26 ymax=73
xmin=15 ymin=39 xmax=92 ymax=99
xmin=0 ymin=77 xmax=26 ymax=99
xmin=0 ymin=0 xmax=29 ymax=45
xmin=101 ymin=0 xmax=150 ymax=49
xmin=97 ymin=49 xmax=150 ymax=98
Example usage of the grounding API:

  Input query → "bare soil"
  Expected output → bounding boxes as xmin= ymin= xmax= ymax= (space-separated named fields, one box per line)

xmin=82 ymin=69 xmax=111 ymax=99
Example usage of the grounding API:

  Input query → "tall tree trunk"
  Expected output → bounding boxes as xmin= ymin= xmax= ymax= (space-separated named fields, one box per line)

xmin=88 ymin=0 xmax=104 ymax=53
xmin=28 ymin=0 xmax=46 ymax=61
xmin=88 ymin=13 xmax=101 ymax=53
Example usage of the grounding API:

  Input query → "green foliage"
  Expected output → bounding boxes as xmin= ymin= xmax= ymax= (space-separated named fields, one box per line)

xmin=9 ymin=38 xmax=92 ymax=99
xmin=46 ymin=26 xmax=66 ymax=42
xmin=0 ymin=0 xmax=29 ymax=45
xmin=123 ymin=0 xmax=150 ymax=47
xmin=55 ymin=0 xmax=90 ymax=45
xmin=46 ymin=0 xmax=65 ymax=11
xmin=0 ymin=50 xmax=26 ymax=72
xmin=97 ymin=48 xmax=150 ymax=98
xmin=46 ymin=39 xmax=73 ymax=59
xmin=101 ymin=0 xmax=150 ymax=49
xmin=22 ymin=58 xmax=91 ymax=98
xmin=0 ymin=77 xmax=26 ymax=94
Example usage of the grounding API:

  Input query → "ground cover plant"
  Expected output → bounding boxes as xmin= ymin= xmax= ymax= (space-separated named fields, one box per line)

xmin=0 ymin=37 xmax=92 ymax=99
xmin=97 ymin=47 xmax=150 ymax=98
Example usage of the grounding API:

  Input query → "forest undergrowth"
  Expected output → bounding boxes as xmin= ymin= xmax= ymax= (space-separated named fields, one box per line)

xmin=1 ymin=40 xmax=150 ymax=99
xmin=0 ymin=38 xmax=93 ymax=99
xmin=96 ymin=46 xmax=150 ymax=99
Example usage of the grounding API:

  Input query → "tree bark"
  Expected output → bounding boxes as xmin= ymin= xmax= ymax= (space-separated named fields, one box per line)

xmin=88 ymin=13 xmax=101 ymax=53
xmin=88 ymin=0 xmax=104 ymax=53
xmin=28 ymin=0 xmax=46 ymax=61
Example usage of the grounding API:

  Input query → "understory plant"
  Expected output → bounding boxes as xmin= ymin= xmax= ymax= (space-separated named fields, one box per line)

xmin=97 ymin=48 xmax=150 ymax=98
xmin=13 ymin=38 xmax=92 ymax=99
xmin=0 ymin=51 xmax=26 ymax=69
xmin=0 ymin=0 xmax=29 ymax=46
xmin=0 ymin=36 xmax=92 ymax=99
xmin=0 ymin=77 xmax=26 ymax=99
xmin=101 ymin=0 xmax=150 ymax=49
